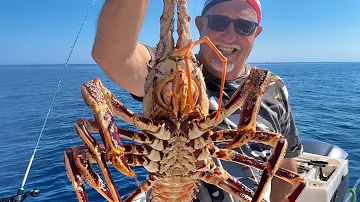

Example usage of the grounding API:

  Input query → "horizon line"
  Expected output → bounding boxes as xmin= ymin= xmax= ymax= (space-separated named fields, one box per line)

xmin=1 ymin=61 xmax=360 ymax=66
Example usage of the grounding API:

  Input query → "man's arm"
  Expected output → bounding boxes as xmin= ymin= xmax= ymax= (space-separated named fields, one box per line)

xmin=92 ymin=0 xmax=151 ymax=97
xmin=270 ymin=158 xmax=297 ymax=202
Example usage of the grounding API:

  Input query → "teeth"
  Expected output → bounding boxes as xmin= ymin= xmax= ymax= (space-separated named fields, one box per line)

xmin=217 ymin=46 xmax=235 ymax=54
xmin=215 ymin=43 xmax=240 ymax=54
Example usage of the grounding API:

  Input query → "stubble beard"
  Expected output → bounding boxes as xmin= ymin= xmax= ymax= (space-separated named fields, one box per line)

xmin=210 ymin=58 xmax=234 ymax=73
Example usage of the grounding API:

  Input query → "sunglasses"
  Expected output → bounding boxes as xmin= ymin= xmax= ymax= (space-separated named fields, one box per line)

xmin=206 ymin=15 xmax=259 ymax=36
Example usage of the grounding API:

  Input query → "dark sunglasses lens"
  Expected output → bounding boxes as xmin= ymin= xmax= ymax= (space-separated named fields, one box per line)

xmin=208 ymin=15 xmax=231 ymax=32
xmin=235 ymin=20 xmax=257 ymax=36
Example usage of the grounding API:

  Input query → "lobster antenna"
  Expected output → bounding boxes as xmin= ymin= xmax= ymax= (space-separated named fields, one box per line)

xmin=10 ymin=1 xmax=96 ymax=200
xmin=155 ymin=0 xmax=176 ymax=61
xmin=176 ymin=0 xmax=191 ymax=50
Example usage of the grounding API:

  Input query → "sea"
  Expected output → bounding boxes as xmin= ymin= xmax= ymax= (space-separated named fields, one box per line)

xmin=0 ymin=62 xmax=359 ymax=201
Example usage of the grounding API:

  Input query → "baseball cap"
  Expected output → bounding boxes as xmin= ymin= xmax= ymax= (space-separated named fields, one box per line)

xmin=201 ymin=0 xmax=262 ymax=23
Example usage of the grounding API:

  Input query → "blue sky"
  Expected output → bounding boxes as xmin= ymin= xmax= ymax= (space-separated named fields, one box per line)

xmin=1 ymin=0 xmax=359 ymax=65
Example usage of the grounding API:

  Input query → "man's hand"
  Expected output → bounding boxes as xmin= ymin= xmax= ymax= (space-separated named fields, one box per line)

xmin=270 ymin=158 xmax=298 ymax=202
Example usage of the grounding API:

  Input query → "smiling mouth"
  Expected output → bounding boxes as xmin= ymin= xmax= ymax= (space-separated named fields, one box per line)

xmin=215 ymin=44 xmax=240 ymax=55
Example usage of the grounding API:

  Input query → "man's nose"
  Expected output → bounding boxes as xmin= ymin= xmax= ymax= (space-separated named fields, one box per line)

xmin=221 ymin=22 xmax=237 ymax=42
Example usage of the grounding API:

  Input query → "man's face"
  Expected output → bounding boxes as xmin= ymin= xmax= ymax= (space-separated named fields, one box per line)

xmin=196 ymin=1 xmax=263 ymax=80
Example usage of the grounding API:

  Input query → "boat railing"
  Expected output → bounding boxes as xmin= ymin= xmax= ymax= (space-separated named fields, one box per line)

xmin=344 ymin=177 xmax=360 ymax=202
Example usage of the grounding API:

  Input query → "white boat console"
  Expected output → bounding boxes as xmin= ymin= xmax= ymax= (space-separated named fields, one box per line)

xmin=296 ymin=152 xmax=349 ymax=202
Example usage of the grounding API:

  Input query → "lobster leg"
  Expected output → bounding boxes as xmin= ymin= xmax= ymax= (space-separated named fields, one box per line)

xmin=209 ymin=129 xmax=289 ymax=201
xmin=194 ymin=67 xmax=271 ymax=131
xmin=200 ymin=171 xmax=266 ymax=202
xmin=209 ymin=129 xmax=289 ymax=176
xmin=252 ymin=132 xmax=304 ymax=202
xmin=75 ymin=117 xmax=135 ymax=177
xmin=226 ymin=69 xmax=271 ymax=149
xmin=75 ymin=118 xmax=168 ymax=151
xmin=207 ymin=129 xmax=239 ymax=142
xmin=197 ymin=158 xmax=265 ymax=202
xmin=89 ymin=78 xmax=171 ymax=140
xmin=251 ymin=131 xmax=288 ymax=176
xmin=207 ymin=144 xmax=306 ymax=202
xmin=64 ymin=146 xmax=114 ymax=202
xmin=124 ymin=154 xmax=160 ymax=173
xmin=73 ymin=118 xmax=125 ymax=202
xmin=123 ymin=143 xmax=161 ymax=162
xmin=207 ymin=165 xmax=256 ymax=199
xmin=119 ymin=129 xmax=169 ymax=151
xmin=124 ymin=179 xmax=154 ymax=202
xmin=64 ymin=147 xmax=89 ymax=202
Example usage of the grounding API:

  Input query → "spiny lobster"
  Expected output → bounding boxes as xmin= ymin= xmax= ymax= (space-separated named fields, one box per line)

xmin=64 ymin=0 xmax=306 ymax=201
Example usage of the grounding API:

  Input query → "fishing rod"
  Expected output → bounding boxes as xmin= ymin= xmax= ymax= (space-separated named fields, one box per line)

xmin=0 ymin=0 xmax=96 ymax=201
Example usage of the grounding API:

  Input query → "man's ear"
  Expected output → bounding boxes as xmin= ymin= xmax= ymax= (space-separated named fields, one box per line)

xmin=255 ymin=25 xmax=263 ymax=38
xmin=195 ymin=16 xmax=203 ymax=31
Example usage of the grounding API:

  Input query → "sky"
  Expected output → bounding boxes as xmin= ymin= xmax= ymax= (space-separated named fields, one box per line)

xmin=0 ymin=0 xmax=359 ymax=65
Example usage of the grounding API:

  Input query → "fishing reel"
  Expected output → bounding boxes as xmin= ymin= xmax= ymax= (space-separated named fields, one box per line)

xmin=0 ymin=188 xmax=39 ymax=202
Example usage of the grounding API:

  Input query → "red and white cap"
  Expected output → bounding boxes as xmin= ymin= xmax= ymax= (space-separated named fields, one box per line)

xmin=201 ymin=0 xmax=262 ymax=23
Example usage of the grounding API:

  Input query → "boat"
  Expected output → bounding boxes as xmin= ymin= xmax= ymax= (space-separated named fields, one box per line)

xmin=132 ymin=139 xmax=358 ymax=202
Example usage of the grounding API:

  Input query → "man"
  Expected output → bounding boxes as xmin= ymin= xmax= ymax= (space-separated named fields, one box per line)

xmin=92 ymin=0 xmax=303 ymax=201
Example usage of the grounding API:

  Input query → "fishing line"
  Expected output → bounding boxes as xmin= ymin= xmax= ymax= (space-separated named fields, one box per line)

xmin=17 ymin=0 xmax=96 ymax=195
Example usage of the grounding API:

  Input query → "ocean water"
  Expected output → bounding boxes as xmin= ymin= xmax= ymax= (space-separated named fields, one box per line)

xmin=0 ymin=62 xmax=359 ymax=201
